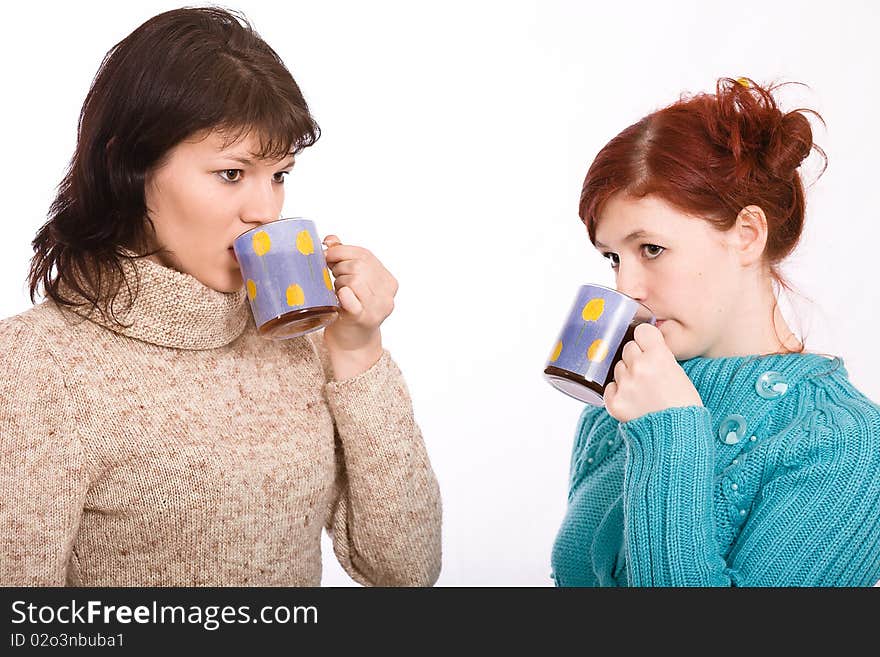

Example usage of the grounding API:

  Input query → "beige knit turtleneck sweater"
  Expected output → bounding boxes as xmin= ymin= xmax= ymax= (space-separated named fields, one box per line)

xmin=0 ymin=256 xmax=442 ymax=586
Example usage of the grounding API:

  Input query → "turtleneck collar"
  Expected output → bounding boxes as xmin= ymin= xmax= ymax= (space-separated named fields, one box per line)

xmin=61 ymin=253 xmax=250 ymax=350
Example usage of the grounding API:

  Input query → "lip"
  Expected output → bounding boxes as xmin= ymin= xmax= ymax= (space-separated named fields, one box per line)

xmin=655 ymin=319 xmax=667 ymax=327
xmin=229 ymin=247 xmax=238 ymax=262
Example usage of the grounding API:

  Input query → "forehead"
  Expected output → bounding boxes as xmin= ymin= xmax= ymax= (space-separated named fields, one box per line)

xmin=176 ymin=129 xmax=291 ymax=162
xmin=593 ymin=194 xmax=710 ymax=247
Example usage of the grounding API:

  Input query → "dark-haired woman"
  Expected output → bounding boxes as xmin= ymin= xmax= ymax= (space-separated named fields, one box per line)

xmin=551 ymin=78 xmax=880 ymax=587
xmin=0 ymin=7 xmax=441 ymax=586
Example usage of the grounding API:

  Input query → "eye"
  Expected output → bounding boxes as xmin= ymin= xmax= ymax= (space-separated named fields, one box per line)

xmin=217 ymin=169 xmax=243 ymax=183
xmin=642 ymin=244 xmax=665 ymax=259
xmin=273 ymin=171 xmax=290 ymax=184
xmin=602 ymin=252 xmax=619 ymax=269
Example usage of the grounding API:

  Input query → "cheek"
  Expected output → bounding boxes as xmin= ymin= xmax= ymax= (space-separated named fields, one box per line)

xmin=657 ymin=269 xmax=701 ymax=315
xmin=656 ymin=270 xmax=721 ymax=338
xmin=149 ymin=174 xmax=226 ymax=240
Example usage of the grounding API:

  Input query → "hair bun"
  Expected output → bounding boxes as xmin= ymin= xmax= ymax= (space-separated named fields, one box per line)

xmin=764 ymin=111 xmax=813 ymax=180
xmin=714 ymin=77 xmax=819 ymax=182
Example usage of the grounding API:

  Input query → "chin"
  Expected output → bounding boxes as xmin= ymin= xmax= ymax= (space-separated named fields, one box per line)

xmin=658 ymin=323 xmax=691 ymax=361
xmin=200 ymin=269 xmax=244 ymax=294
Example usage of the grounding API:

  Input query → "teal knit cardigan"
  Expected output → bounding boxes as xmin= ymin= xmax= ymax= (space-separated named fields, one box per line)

xmin=551 ymin=352 xmax=880 ymax=586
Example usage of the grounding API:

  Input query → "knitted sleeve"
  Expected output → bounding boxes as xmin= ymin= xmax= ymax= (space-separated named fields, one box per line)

xmin=619 ymin=397 xmax=880 ymax=586
xmin=0 ymin=318 xmax=90 ymax=585
xmin=306 ymin=331 xmax=442 ymax=586
xmin=618 ymin=406 xmax=728 ymax=586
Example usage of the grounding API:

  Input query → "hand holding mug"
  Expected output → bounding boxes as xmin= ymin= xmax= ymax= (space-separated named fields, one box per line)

xmin=544 ymin=284 xmax=655 ymax=405
xmin=322 ymin=235 xmax=397 ymax=375
xmin=603 ymin=323 xmax=703 ymax=423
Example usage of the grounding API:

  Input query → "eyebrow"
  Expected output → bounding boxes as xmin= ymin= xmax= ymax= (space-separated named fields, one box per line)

xmin=594 ymin=229 xmax=657 ymax=250
xmin=222 ymin=154 xmax=296 ymax=168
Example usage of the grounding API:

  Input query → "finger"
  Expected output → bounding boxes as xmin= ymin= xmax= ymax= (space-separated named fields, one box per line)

xmin=613 ymin=358 xmax=627 ymax=383
xmin=322 ymin=234 xmax=342 ymax=248
xmin=633 ymin=322 xmax=665 ymax=350
xmin=326 ymin=259 xmax=364 ymax=277
xmin=346 ymin=277 xmax=377 ymax=307
xmin=603 ymin=381 xmax=617 ymax=405
xmin=620 ymin=339 xmax=642 ymax=366
xmin=332 ymin=274 xmax=376 ymax=307
xmin=332 ymin=274 xmax=357 ymax=292
xmin=330 ymin=272 xmax=377 ymax=300
xmin=324 ymin=244 xmax=372 ymax=264
xmin=336 ymin=286 xmax=364 ymax=315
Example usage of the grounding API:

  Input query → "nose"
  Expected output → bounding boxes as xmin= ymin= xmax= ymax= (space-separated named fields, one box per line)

xmin=616 ymin=261 xmax=648 ymax=302
xmin=239 ymin=179 xmax=282 ymax=227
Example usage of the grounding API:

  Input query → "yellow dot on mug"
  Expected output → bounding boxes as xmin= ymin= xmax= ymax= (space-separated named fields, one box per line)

xmin=286 ymin=283 xmax=305 ymax=307
xmin=296 ymin=230 xmax=315 ymax=255
xmin=246 ymin=279 xmax=257 ymax=300
xmin=323 ymin=267 xmax=333 ymax=290
xmin=550 ymin=340 xmax=563 ymax=362
xmin=587 ymin=339 xmax=609 ymax=363
xmin=252 ymin=230 xmax=272 ymax=256
xmin=582 ymin=297 xmax=605 ymax=322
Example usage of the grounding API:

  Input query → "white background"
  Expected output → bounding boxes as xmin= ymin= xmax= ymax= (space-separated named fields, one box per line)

xmin=2 ymin=1 xmax=878 ymax=586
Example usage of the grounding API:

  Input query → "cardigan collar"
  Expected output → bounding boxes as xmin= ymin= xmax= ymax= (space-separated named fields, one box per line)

xmin=679 ymin=351 xmax=846 ymax=399
xmin=678 ymin=351 xmax=847 ymax=442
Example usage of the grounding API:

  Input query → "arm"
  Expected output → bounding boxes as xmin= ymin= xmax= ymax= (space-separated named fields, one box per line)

xmin=0 ymin=319 xmax=90 ymax=585
xmin=618 ymin=406 xmax=728 ymax=586
xmin=309 ymin=330 xmax=442 ymax=586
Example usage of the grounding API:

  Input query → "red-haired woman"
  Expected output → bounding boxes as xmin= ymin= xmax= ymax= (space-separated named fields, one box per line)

xmin=551 ymin=78 xmax=880 ymax=586
xmin=0 ymin=7 xmax=441 ymax=586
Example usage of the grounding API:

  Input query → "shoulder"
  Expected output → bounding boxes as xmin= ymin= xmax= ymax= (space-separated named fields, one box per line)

xmin=0 ymin=303 xmax=56 ymax=354
xmin=0 ymin=304 xmax=74 ymax=399
xmin=0 ymin=301 xmax=106 ymax=373
xmin=0 ymin=300 xmax=90 ymax=344
xmin=801 ymin=360 xmax=879 ymax=421
xmin=784 ymin=361 xmax=880 ymax=455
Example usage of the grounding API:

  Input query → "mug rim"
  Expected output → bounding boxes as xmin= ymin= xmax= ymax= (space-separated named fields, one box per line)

xmin=575 ymin=283 xmax=655 ymax=317
xmin=234 ymin=216 xmax=313 ymax=241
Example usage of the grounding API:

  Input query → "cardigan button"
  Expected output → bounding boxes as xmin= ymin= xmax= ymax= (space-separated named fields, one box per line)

xmin=756 ymin=371 xmax=789 ymax=399
xmin=718 ymin=414 xmax=747 ymax=445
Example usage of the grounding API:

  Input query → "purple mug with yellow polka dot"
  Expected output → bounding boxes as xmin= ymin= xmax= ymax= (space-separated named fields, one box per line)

xmin=544 ymin=284 xmax=655 ymax=405
xmin=233 ymin=217 xmax=339 ymax=339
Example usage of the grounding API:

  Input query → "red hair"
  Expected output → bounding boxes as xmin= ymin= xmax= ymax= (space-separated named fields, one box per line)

xmin=579 ymin=77 xmax=826 ymax=292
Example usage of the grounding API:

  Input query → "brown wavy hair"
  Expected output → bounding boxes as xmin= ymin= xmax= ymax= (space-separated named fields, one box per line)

xmin=579 ymin=77 xmax=827 ymax=353
xmin=28 ymin=6 xmax=320 ymax=325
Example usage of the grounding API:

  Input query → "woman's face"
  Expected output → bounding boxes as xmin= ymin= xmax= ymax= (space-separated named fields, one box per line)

xmin=143 ymin=129 xmax=294 ymax=292
xmin=593 ymin=193 xmax=745 ymax=360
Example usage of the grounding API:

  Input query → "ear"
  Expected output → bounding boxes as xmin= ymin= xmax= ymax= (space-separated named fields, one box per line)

xmin=729 ymin=205 xmax=768 ymax=266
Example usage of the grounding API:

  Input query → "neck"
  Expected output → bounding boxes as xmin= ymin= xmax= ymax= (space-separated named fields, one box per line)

xmin=703 ymin=276 xmax=802 ymax=358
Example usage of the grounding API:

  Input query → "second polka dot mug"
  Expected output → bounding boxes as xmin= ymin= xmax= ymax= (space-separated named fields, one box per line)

xmin=544 ymin=284 xmax=655 ymax=405
xmin=233 ymin=217 xmax=339 ymax=339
